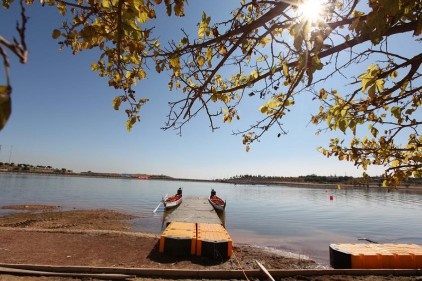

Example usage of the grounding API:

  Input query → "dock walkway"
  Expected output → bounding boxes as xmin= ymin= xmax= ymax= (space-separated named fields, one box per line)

xmin=160 ymin=197 xmax=231 ymax=258
xmin=166 ymin=197 xmax=222 ymax=225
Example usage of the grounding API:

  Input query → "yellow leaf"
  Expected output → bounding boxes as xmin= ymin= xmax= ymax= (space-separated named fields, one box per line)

xmin=223 ymin=113 xmax=232 ymax=123
xmin=169 ymin=56 xmax=179 ymax=68
xmin=211 ymin=93 xmax=217 ymax=102
xmin=219 ymin=45 xmax=227 ymax=55
xmin=260 ymin=36 xmax=270 ymax=47
xmin=259 ymin=105 xmax=268 ymax=114
xmin=126 ymin=116 xmax=137 ymax=131
xmin=137 ymin=10 xmax=150 ymax=23
xmin=138 ymin=69 xmax=147 ymax=79
xmin=250 ymin=70 xmax=258 ymax=79
xmin=282 ymin=63 xmax=289 ymax=78
xmin=389 ymin=70 xmax=398 ymax=79
xmin=197 ymin=56 xmax=205 ymax=67
xmin=101 ymin=0 xmax=109 ymax=8
xmin=413 ymin=170 xmax=422 ymax=177
xmin=391 ymin=160 xmax=400 ymax=167
xmin=112 ymin=96 xmax=121 ymax=110
xmin=375 ymin=79 xmax=384 ymax=92
xmin=56 ymin=2 xmax=66 ymax=15
xmin=206 ymin=48 xmax=212 ymax=62
xmin=198 ymin=12 xmax=210 ymax=39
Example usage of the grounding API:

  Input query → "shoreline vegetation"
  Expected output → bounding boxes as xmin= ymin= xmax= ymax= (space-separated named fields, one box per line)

xmin=1 ymin=162 xmax=421 ymax=191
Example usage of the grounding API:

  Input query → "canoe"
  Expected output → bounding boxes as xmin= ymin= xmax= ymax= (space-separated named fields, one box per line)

xmin=208 ymin=189 xmax=226 ymax=211
xmin=163 ymin=188 xmax=183 ymax=209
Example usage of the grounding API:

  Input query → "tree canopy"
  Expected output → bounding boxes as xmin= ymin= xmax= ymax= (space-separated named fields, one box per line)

xmin=1 ymin=0 xmax=421 ymax=186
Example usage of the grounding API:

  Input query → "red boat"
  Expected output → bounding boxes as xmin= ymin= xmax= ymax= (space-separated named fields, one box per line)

xmin=163 ymin=187 xmax=183 ymax=209
xmin=208 ymin=189 xmax=226 ymax=211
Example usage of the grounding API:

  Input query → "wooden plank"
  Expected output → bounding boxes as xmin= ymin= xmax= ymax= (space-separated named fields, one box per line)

xmin=166 ymin=197 xmax=222 ymax=225
xmin=0 ymin=266 xmax=134 ymax=280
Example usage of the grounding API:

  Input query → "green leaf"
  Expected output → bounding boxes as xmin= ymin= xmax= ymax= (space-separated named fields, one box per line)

xmin=180 ymin=37 xmax=188 ymax=45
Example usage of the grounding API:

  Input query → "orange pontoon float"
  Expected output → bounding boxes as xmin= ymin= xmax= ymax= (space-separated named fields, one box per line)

xmin=330 ymin=243 xmax=422 ymax=269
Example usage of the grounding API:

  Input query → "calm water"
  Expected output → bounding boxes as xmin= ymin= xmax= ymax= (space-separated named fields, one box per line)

xmin=1 ymin=173 xmax=421 ymax=265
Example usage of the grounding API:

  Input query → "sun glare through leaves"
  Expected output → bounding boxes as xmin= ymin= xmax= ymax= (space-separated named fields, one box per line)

xmin=296 ymin=0 xmax=326 ymax=23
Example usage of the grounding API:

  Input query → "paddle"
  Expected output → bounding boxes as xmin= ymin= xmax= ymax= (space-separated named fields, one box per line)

xmin=153 ymin=194 xmax=168 ymax=213
xmin=255 ymin=260 xmax=275 ymax=281
xmin=152 ymin=202 xmax=162 ymax=213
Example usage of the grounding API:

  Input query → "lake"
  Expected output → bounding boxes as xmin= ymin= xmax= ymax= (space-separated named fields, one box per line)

xmin=0 ymin=173 xmax=421 ymax=266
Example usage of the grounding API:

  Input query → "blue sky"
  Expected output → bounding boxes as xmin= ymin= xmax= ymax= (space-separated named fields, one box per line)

xmin=0 ymin=1 xmax=406 ymax=179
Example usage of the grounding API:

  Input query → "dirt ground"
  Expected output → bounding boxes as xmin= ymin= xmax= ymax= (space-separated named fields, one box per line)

xmin=0 ymin=204 xmax=420 ymax=281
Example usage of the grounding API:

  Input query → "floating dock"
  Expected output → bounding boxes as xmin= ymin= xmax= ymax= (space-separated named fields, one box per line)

xmin=330 ymin=243 xmax=422 ymax=269
xmin=159 ymin=221 xmax=196 ymax=257
xmin=197 ymin=223 xmax=232 ymax=259
xmin=160 ymin=197 xmax=231 ymax=258
xmin=166 ymin=197 xmax=222 ymax=225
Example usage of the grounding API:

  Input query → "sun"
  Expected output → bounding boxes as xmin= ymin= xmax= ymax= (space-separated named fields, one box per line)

xmin=297 ymin=0 xmax=325 ymax=23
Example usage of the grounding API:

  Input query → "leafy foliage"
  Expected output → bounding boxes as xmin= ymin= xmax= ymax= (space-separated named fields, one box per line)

xmin=1 ymin=0 xmax=421 ymax=186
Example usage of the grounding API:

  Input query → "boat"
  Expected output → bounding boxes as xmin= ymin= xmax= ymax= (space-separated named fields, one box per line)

xmin=208 ymin=189 xmax=226 ymax=211
xmin=163 ymin=187 xmax=183 ymax=209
